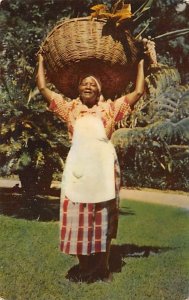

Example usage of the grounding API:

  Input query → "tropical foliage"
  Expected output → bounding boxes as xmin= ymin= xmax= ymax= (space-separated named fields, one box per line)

xmin=0 ymin=0 xmax=189 ymax=193
xmin=0 ymin=97 xmax=69 ymax=193
xmin=113 ymin=86 xmax=189 ymax=191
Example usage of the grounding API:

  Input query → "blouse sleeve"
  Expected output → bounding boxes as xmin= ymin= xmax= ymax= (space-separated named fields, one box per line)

xmin=113 ymin=96 xmax=132 ymax=122
xmin=48 ymin=91 xmax=71 ymax=122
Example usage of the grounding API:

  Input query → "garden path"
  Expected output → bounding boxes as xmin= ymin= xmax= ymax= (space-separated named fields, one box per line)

xmin=0 ymin=179 xmax=188 ymax=209
xmin=120 ymin=187 xmax=189 ymax=210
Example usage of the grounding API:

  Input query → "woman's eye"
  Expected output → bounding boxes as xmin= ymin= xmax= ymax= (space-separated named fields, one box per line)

xmin=80 ymin=82 xmax=96 ymax=88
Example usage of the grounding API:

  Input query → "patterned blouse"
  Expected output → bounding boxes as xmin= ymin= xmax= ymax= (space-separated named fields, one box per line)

xmin=49 ymin=92 xmax=131 ymax=139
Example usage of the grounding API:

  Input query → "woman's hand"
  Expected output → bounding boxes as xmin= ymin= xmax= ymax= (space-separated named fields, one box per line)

xmin=37 ymin=53 xmax=44 ymax=65
xmin=142 ymin=38 xmax=157 ymax=65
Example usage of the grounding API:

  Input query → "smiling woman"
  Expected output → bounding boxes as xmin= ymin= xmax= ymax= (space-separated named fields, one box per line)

xmin=78 ymin=76 xmax=101 ymax=108
xmin=36 ymin=39 xmax=157 ymax=282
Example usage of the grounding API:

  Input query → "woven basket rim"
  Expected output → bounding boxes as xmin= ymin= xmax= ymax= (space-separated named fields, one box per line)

xmin=56 ymin=16 xmax=107 ymax=26
xmin=42 ymin=16 xmax=108 ymax=43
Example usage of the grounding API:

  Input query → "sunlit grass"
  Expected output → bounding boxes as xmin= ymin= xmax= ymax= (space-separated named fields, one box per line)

xmin=0 ymin=200 xmax=189 ymax=300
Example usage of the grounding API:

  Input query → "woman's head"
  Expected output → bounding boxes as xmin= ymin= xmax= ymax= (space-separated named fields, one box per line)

xmin=78 ymin=75 xmax=102 ymax=107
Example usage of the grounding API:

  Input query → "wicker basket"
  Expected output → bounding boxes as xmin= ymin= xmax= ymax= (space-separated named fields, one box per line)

xmin=40 ymin=17 xmax=139 ymax=99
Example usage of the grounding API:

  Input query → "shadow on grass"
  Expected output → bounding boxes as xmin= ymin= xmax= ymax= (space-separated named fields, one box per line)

xmin=66 ymin=243 xmax=172 ymax=283
xmin=119 ymin=206 xmax=135 ymax=216
xmin=109 ymin=243 xmax=171 ymax=273
xmin=0 ymin=187 xmax=135 ymax=221
xmin=0 ymin=186 xmax=60 ymax=221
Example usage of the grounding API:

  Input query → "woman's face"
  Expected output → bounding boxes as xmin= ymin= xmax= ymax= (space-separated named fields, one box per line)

xmin=79 ymin=77 xmax=100 ymax=107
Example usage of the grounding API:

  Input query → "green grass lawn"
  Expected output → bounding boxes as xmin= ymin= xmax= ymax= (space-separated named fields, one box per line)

xmin=0 ymin=199 xmax=189 ymax=300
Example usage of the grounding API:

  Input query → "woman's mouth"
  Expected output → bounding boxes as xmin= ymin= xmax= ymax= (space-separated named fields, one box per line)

xmin=83 ymin=91 xmax=92 ymax=95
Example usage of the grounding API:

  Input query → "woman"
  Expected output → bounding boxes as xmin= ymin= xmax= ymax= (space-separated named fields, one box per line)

xmin=36 ymin=39 xmax=157 ymax=282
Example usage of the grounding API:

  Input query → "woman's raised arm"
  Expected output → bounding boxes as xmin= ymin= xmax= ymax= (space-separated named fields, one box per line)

xmin=125 ymin=58 xmax=145 ymax=106
xmin=36 ymin=54 xmax=61 ymax=104
xmin=119 ymin=39 xmax=157 ymax=106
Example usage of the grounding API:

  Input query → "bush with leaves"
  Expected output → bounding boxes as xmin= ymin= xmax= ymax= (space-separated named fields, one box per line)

xmin=113 ymin=92 xmax=189 ymax=191
xmin=0 ymin=97 xmax=70 ymax=194
xmin=148 ymin=0 xmax=189 ymax=82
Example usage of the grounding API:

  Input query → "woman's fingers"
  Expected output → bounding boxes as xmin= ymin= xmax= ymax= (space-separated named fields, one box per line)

xmin=143 ymin=39 xmax=155 ymax=49
xmin=142 ymin=38 xmax=157 ymax=65
xmin=37 ymin=53 xmax=44 ymax=62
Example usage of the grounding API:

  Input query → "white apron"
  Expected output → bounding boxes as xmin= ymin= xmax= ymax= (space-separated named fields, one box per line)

xmin=62 ymin=115 xmax=116 ymax=203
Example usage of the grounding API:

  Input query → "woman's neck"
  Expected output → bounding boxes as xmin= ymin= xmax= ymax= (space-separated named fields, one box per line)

xmin=80 ymin=97 xmax=99 ymax=108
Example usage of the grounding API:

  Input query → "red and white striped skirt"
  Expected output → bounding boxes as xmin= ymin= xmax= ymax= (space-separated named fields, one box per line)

xmin=60 ymin=157 xmax=120 ymax=256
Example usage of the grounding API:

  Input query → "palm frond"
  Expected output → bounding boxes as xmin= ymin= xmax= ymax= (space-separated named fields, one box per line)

xmin=133 ymin=0 xmax=154 ymax=17
xmin=135 ymin=21 xmax=151 ymax=39
xmin=133 ymin=0 xmax=154 ymax=22
xmin=153 ymin=28 xmax=189 ymax=41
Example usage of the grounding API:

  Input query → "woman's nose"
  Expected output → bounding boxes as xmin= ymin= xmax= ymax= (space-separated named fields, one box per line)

xmin=85 ymin=83 xmax=92 ymax=89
